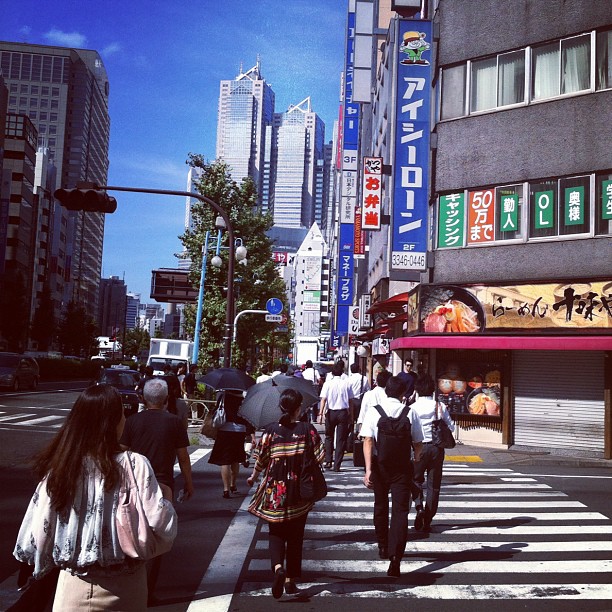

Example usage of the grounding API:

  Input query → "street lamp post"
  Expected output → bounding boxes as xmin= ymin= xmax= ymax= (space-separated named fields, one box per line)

xmin=96 ymin=184 xmax=236 ymax=367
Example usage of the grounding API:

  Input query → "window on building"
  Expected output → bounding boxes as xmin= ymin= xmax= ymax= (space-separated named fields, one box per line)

xmin=471 ymin=57 xmax=497 ymax=112
xmin=529 ymin=179 xmax=557 ymax=238
xmin=498 ymin=50 xmax=525 ymax=105
xmin=495 ymin=184 xmax=523 ymax=241
xmin=596 ymin=29 xmax=612 ymax=90
xmin=559 ymin=175 xmax=590 ymax=236
xmin=595 ymin=172 xmax=612 ymax=235
xmin=532 ymin=42 xmax=560 ymax=100
xmin=440 ymin=64 xmax=466 ymax=119
xmin=561 ymin=34 xmax=591 ymax=94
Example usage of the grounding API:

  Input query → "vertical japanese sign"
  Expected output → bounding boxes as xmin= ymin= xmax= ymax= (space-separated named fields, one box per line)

xmin=438 ymin=193 xmax=465 ymax=248
xmin=602 ymin=180 xmax=612 ymax=220
xmin=467 ymin=189 xmax=495 ymax=244
xmin=499 ymin=194 xmax=518 ymax=233
xmin=534 ymin=190 xmax=555 ymax=229
xmin=336 ymin=8 xmax=359 ymax=333
xmin=362 ymin=157 xmax=382 ymax=229
xmin=565 ymin=186 xmax=584 ymax=225
xmin=391 ymin=20 xmax=432 ymax=271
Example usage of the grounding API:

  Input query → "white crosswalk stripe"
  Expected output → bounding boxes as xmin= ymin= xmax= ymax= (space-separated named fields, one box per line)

xmin=239 ymin=461 xmax=612 ymax=602
xmin=0 ymin=411 xmax=65 ymax=428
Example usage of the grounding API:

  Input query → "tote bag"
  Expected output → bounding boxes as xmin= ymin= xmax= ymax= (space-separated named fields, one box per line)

xmin=299 ymin=424 xmax=327 ymax=502
xmin=431 ymin=402 xmax=456 ymax=449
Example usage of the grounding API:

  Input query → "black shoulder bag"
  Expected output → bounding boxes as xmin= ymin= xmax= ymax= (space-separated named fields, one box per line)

xmin=299 ymin=423 xmax=328 ymax=502
xmin=431 ymin=401 xmax=456 ymax=449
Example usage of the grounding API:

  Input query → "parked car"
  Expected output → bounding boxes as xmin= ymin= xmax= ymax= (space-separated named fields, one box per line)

xmin=0 ymin=353 xmax=40 ymax=391
xmin=95 ymin=367 xmax=141 ymax=417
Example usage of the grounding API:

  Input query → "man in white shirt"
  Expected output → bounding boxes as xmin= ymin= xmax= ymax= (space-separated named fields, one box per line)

xmin=318 ymin=361 xmax=354 ymax=471
xmin=360 ymin=375 xmax=423 ymax=578
xmin=347 ymin=363 xmax=370 ymax=421
xmin=357 ymin=369 xmax=392 ymax=432
xmin=302 ymin=360 xmax=321 ymax=386
xmin=256 ymin=366 xmax=272 ymax=384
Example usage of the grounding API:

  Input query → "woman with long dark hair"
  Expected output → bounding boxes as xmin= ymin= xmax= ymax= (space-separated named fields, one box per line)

xmin=13 ymin=385 xmax=177 ymax=611
xmin=247 ymin=389 xmax=324 ymax=598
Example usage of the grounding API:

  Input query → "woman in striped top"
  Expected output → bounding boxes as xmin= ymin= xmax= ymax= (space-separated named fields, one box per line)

xmin=247 ymin=389 xmax=324 ymax=598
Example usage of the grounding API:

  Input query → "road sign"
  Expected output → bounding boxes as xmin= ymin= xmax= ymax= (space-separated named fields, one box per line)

xmin=265 ymin=314 xmax=283 ymax=322
xmin=266 ymin=298 xmax=283 ymax=315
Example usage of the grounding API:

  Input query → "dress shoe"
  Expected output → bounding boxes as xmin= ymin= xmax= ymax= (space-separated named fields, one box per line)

xmin=378 ymin=545 xmax=388 ymax=559
xmin=284 ymin=580 xmax=299 ymax=595
xmin=387 ymin=555 xmax=401 ymax=577
xmin=222 ymin=490 xmax=230 ymax=499
xmin=332 ymin=467 xmax=341 ymax=472
xmin=242 ymin=460 xmax=250 ymax=468
xmin=230 ymin=486 xmax=238 ymax=494
xmin=272 ymin=567 xmax=286 ymax=599
xmin=414 ymin=509 xmax=425 ymax=532
xmin=324 ymin=462 xmax=332 ymax=469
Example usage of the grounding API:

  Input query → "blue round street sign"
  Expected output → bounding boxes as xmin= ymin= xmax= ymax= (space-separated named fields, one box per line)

xmin=266 ymin=298 xmax=283 ymax=315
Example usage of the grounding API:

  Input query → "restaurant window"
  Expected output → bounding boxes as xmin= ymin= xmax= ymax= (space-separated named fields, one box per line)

xmin=440 ymin=64 xmax=466 ymax=120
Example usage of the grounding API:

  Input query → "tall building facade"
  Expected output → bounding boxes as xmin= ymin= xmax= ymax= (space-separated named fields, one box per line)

xmin=271 ymin=97 xmax=324 ymax=229
xmin=98 ymin=275 xmax=126 ymax=338
xmin=215 ymin=60 xmax=275 ymax=207
xmin=0 ymin=41 xmax=111 ymax=320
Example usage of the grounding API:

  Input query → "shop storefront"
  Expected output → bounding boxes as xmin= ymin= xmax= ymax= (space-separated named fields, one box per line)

xmin=390 ymin=281 xmax=612 ymax=459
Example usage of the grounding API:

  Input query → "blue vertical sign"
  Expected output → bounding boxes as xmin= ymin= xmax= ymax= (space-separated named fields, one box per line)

xmin=391 ymin=20 xmax=432 ymax=271
xmin=336 ymin=8 xmax=359 ymax=334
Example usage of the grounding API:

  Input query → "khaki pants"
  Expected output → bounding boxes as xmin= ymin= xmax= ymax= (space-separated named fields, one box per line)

xmin=53 ymin=564 xmax=147 ymax=611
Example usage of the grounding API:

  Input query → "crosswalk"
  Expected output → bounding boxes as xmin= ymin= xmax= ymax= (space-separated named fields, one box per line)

xmin=237 ymin=461 xmax=612 ymax=602
xmin=0 ymin=410 xmax=66 ymax=429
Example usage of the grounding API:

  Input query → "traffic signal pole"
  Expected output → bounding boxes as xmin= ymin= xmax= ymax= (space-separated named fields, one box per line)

xmin=96 ymin=184 xmax=236 ymax=368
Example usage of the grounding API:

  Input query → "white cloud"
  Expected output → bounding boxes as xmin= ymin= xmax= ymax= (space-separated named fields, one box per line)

xmin=102 ymin=42 xmax=122 ymax=57
xmin=19 ymin=26 xmax=32 ymax=38
xmin=44 ymin=28 xmax=87 ymax=48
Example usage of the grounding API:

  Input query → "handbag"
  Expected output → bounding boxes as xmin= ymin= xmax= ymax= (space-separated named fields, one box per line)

xmin=212 ymin=399 xmax=226 ymax=428
xmin=299 ymin=424 xmax=327 ymax=502
xmin=431 ymin=402 xmax=456 ymax=449
xmin=116 ymin=452 xmax=175 ymax=560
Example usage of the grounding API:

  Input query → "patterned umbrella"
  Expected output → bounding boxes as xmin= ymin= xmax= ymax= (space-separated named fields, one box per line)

xmin=238 ymin=378 xmax=319 ymax=429
xmin=197 ymin=367 xmax=255 ymax=392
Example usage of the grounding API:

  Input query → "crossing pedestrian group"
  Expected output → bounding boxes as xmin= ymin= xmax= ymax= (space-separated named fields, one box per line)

xmin=9 ymin=356 xmax=455 ymax=607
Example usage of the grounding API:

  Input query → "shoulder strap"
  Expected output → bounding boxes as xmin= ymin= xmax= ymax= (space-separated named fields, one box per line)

xmin=399 ymin=404 xmax=411 ymax=421
xmin=374 ymin=404 xmax=385 ymax=418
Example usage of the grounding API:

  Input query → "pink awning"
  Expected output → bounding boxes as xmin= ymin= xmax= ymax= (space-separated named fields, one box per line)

xmin=390 ymin=335 xmax=612 ymax=351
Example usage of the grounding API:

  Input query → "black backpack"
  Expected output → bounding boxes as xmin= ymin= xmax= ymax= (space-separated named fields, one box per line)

xmin=374 ymin=404 xmax=412 ymax=472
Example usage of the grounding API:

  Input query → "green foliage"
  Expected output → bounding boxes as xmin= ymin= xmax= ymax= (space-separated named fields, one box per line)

xmin=122 ymin=328 xmax=151 ymax=360
xmin=57 ymin=301 xmax=98 ymax=357
xmin=180 ymin=157 xmax=290 ymax=368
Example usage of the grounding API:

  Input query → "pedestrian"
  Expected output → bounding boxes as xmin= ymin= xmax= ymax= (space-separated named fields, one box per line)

xmin=360 ymin=375 xmax=423 ymax=577
xmin=183 ymin=363 xmax=199 ymax=399
xmin=256 ymin=365 xmax=272 ymax=383
xmin=356 ymin=369 xmax=392 ymax=434
xmin=136 ymin=365 xmax=154 ymax=411
xmin=325 ymin=358 xmax=347 ymax=382
xmin=302 ymin=360 xmax=321 ymax=387
xmin=397 ymin=357 xmax=418 ymax=403
xmin=13 ymin=385 xmax=177 ymax=611
xmin=410 ymin=374 xmax=455 ymax=532
xmin=120 ymin=378 xmax=193 ymax=605
xmin=208 ymin=390 xmax=255 ymax=498
xmin=247 ymin=389 xmax=324 ymax=598
xmin=318 ymin=361 xmax=354 ymax=471
xmin=176 ymin=363 xmax=187 ymax=397
xmin=347 ymin=362 xmax=370 ymax=422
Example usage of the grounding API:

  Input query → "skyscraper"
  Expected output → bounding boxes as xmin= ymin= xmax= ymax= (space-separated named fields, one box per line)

xmin=0 ymin=41 xmax=110 ymax=317
xmin=215 ymin=59 xmax=274 ymax=207
xmin=271 ymin=97 xmax=324 ymax=229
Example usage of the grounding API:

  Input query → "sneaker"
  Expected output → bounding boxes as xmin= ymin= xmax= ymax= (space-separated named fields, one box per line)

xmin=272 ymin=567 xmax=286 ymax=599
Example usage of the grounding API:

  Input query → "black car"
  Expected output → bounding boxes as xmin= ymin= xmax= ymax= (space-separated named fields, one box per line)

xmin=96 ymin=367 xmax=141 ymax=417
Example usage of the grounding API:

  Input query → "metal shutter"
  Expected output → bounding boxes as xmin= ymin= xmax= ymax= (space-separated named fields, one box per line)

xmin=513 ymin=350 xmax=605 ymax=452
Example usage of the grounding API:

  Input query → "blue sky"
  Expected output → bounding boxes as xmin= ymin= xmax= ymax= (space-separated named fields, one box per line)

xmin=0 ymin=0 xmax=346 ymax=300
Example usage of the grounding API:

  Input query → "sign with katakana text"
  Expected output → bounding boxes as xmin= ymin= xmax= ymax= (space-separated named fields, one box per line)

xmin=438 ymin=192 xmax=465 ymax=248
xmin=362 ymin=156 xmax=382 ymax=230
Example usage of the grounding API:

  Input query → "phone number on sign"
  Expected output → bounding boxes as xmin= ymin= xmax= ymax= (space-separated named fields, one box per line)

xmin=391 ymin=251 xmax=427 ymax=269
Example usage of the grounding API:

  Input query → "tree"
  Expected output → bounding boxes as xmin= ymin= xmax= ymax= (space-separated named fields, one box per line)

xmin=30 ymin=284 xmax=56 ymax=351
xmin=57 ymin=301 xmax=98 ymax=357
xmin=122 ymin=327 xmax=151 ymax=361
xmin=180 ymin=157 xmax=290 ymax=368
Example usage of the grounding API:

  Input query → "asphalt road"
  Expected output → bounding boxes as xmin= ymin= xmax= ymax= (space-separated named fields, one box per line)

xmin=0 ymin=386 xmax=611 ymax=611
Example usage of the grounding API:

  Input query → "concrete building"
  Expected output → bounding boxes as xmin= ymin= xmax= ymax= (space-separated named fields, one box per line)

xmin=98 ymin=276 xmax=127 ymax=339
xmin=0 ymin=41 xmax=111 ymax=318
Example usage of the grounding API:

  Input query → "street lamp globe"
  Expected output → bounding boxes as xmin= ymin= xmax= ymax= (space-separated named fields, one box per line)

xmin=211 ymin=255 xmax=223 ymax=268
xmin=235 ymin=244 xmax=247 ymax=262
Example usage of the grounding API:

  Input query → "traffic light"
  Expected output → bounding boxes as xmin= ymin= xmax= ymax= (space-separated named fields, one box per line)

xmin=54 ymin=188 xmax=117 ymax=213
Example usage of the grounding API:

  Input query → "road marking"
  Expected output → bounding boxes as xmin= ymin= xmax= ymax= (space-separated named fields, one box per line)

xmin=445 ymin=455 xmax=483 ymax=462
xmin=0 ymin=413 xmax=35 ymax=422
xmin=19 ymin=415 xmax=64 ymax=426
xmin=308 ymin=510 xmax=607 ymax=521
xmin=174 ymin=448 xmax=210 ymax=475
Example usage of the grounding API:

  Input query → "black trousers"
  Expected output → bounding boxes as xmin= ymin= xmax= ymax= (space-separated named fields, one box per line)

xmin=268 ymin=513 xmax=309 ymax=579
xmin=413 ymin=443 xmax=445 ymax=518
xmin=371 ymin=460 xmax=413 ymax=559
xmin=324 ymin=409 xmax=350 ymax=469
